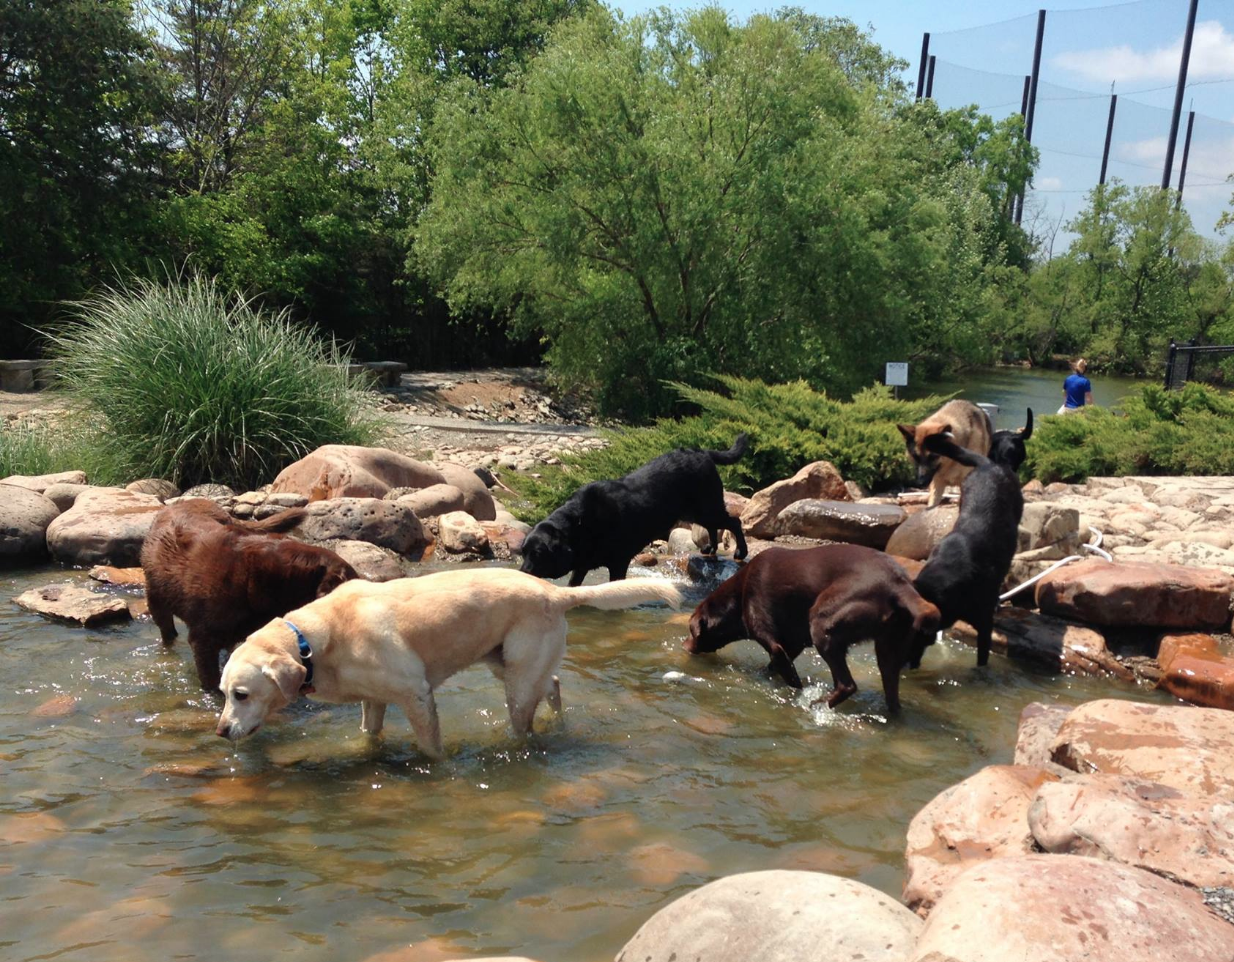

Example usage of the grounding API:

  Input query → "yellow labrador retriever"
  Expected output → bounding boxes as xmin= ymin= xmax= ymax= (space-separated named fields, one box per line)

xmin=215 ymin=567 xmax=680 ymax=757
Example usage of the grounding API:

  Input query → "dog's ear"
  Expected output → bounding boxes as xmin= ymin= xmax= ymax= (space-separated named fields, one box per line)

xmin=912 ymin=600 xmax=942 ymax=636
xmin=896 ymin=424 xmax=915 ymax=444
xmin=1020 ymin=408 xmax=1034 ymax=440
xmin=316 ymin=561 xmax=356 ymax=598
xmin=262 ymin=656 xmax=307 ymax=704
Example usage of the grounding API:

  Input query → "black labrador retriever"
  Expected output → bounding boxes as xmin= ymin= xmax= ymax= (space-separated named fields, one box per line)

xmin=520 ymin=435 xmax=750 ymax=585
xmin=912 ymin=416 xmax=1027 ymax=667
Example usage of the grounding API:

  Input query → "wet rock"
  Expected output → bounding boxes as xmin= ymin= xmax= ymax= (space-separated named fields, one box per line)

xmin=31 ymin=693 xmax=78 ymax=717
xmin=904 ymin=764 xmax=1059 ymax=915
xmin=1051 ymin=699 xmax=1234 ymax=798
xmin=627 ymin=841 xmax=710 ymax=886
xmin=634 ymin=552 xmax=657 ymax=567
xmin=180 ymin=483 xmax=235 ymax=500
xmin=125 ymin=478 xmax=180 ymax=501
xmin=396 ymin=483 xmax=466 ymax=519
xmin=271 ymin=444 xmax=445 ymax=501
xmin=45 ymin=488 xmax=163 ymax=566
xmin=0 ymin=484 xmax=59 ymax=561
xmin=1036 ymin=559 xmax=1233 ymax=631
xmin=1013 ymin=702 xmax=1073 ymax=769
xmin=438 ymin=511 xmax=489 ymax=554
xmin=949 ymin=607 xmax=1131 ymax=679
xmin=88 ymin=565 xmax=146 ymax=586
xmin=479 ymin=521 xmax=526 ymax=557
xmin=436 ymin=462 xmax=497 ymax=521
xmin=617 ymin=870 xmax=922 ymax=962
xmin=294 ymin=498 xmax=428 ymax=556
xmin=1028 ymin=774 xmax=1234 ymax=889
xmin=0 ymin=470 xmax=87 ymax=494
xmin=40 ymin=482 xmax=92 ymax=511
xmin=884 ymin=505 xmax=957 ymax=561
xmin=907 ymin=854 xmax=1234 ymax=962
xmin=773 ymin=500 xmax=905 ymax=549
xmin=1156 ymin=631 xmax=1219 ymax=670
xmin=667 ymin=527 xmax=698 ymax=555
xmin=322 ymin=539 xmax=409 ymax=582
xmin=1156 ymin=640 xmax=1234 ymax=711
xmin=740 ymin=461 xmax=849 ymax=538
xmin=15 ymin=583 xmax=132 ymax=627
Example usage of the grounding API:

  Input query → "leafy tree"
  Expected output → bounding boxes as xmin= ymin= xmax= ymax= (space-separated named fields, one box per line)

xmin=0 ymin=0 xmax=162 ymax=355
xmin=418 ymin=6 xmax=1023 ymax=416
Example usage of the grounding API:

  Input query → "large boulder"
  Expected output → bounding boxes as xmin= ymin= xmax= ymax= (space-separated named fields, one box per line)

xmin=41 ymin=482 xmax=93 ymax=512
xmin=1017 ymin=502 xmax=1081 ymax=558
xmin=904 ymin=765 xmax=1059 ymax=915
xmin=884 ymin=505 xmax=957 ymax=561
xmin=294 ymin=498 xmax=428 ymax=556
xmin=740 ymin=462 xmax=849 ymax=538
xmin=271 ymin=445 xmax=445 ymax=501
xmin=0 ymin=470 xmax=87 ymax=494
xmin=1156 ymin=637 xmax=1234 ymax=711
xmin=907 ymin=854 xmax=1234 ymax=962
xmin=125 ymin=478 xmax=180 ymax=501
xmin=1028 ymin=774 xmax=1234 ymax=889
xmin=0 ymin=485 xmax=60 ymax=561
xmin=773 ymin=500 xmax=905 ymax=549
xmin=436 ymin=463 xmax=497 ymax=521
xmin=949 ymin=607 xmax=1131 ymax=679
xmin=1051 ymin=699 xmax=1234 ymax=798
xmin=1013 ymin=702 xmax=1073 ymax=769
xmin=438 ymin=511 xmax=490 ymax=555
xmin=15 ymin=583 xmax=132 ymax=627
xmin=396 ymin=483 xmax=466 ymax=519
xmin=45 ymin=488 xmax=163 ymax=566
xmin=1035 ymin=559 xmax=1233 ymax=631
xmin=617 ymin=870 xmax=922 ymax=962
xmin=319 ymin=539 xmax=409 ymax=582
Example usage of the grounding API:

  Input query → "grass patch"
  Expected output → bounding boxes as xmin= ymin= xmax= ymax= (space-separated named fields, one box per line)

xmin=504 ymin=377 xmax=950 ymax=521
xmin=40 ymin=274 xmax=385 ymax=491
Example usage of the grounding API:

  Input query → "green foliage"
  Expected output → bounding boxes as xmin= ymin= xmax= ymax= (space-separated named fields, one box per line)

xmin=1025 ymin=383 xmax=1234 ymax=483
xmin=504 ymin=377 xmax=949 ymax=520
xmin=0 ymin=419 xmax=132 ymax=486
xmin=43 ymin=275 xmax=385 ymax=491
xmin=418 ymin=6 xmax=1030 ymax=418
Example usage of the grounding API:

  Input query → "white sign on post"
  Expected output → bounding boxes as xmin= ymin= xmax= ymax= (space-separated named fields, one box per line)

xmin=885 ymin=362 xmax=908 ymax=387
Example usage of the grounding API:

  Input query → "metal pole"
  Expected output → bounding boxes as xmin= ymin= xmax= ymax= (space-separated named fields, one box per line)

xmin=916 ymin=32 xmax=930 ymax=101
xmin=1020 ymin=75 xmax=1030 ymax=118
xmin=925 ymin=55 xmax=936 ymax=99
xmin=1014 ymin=76 xmax=1030 ymax=224
xmin=1099 ymin=94 xmax=1118 ymax=186
xmin=1016 ymin=12 xmax=1047 ymax=226
xmin=1176 ymin=110 xmax=1196 ymax=207
xmin=1165 ymin=341 xmax=1177 ymax=389
xmin=1162 ymin=0 xmax=1199 ymax=189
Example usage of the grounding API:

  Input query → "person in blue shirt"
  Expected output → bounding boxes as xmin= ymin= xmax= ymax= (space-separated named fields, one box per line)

xmin=1059 ymin=358 xmax=1093 ymax=414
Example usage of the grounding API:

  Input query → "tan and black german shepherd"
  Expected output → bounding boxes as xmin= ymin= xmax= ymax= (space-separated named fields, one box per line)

xmin=897 ymin=400 xmax=992 ymax=507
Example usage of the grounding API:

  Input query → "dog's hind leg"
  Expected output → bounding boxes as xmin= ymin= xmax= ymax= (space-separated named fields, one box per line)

xmin=972 ymin=606 xmax=995 ymax=668
xmin=502 ymin=621 xmax=567 ymax=736
xmin=547 ymin=676 xmax=562 ymax=714
xmin=361 ymin=700 xmax=387 ymax=735
xmin=874 ymin=637 xmax=903 ymax=713
xmin=400 ymin=687 xmax=444 ymax=760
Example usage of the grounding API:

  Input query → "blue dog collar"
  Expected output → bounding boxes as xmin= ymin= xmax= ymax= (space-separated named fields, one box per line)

xmin=283 ymin=619 xmax=314 ymax=691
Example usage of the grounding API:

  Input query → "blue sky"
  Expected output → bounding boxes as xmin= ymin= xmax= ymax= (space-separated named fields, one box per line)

xmin=613 ymin=0 xmax=1234 ymax=241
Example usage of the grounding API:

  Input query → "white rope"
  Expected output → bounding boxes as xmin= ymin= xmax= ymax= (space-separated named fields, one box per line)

xmin=998 ymin=527 xmax=1112 ymax=602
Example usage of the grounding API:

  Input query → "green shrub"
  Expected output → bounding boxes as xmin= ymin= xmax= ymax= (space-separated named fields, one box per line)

xmin=0 ymin=418 xmax=131 ymax=484
xmin=504 ymin=377 xmax=950 ymax=520
xmin=1025 ymin=382 xmax=1234 ymax=483
xmin=43 ymin=275 xmax=385 ymax=491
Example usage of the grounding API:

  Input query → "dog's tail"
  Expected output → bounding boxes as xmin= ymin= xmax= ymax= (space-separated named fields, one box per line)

xmin=1020 ymin=408 xmax=1034 ymax=441
xmin=708 ymin=433 xmax=749 ymax=465
xmin=236 ymin=506 xmax=307 ymax=533
xmin=921 ymin=433 xmax=990 ymax=470
xmin=554 ymin=579 xmax=681 ymax=612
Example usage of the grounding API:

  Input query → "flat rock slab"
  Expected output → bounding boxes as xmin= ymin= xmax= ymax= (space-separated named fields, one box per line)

xmin=88 ymin=566 xmax=146 ymax=587
xmin=904 ymin=764 xmax=1058 ymax=915
xmin=45 ymin=488 xmax=163 ymax=566
xmin=1157 ymin=642 xmax=1234 ymax=711
xmin=908 ymin=854 xmax=1234 ymax=962
xmin=15 ymin=583 xmax=132 ymax=627
xmin=0 ymin=470 xmax=87 ymax=494
xmin=740 ymin=461 xmax=849 ymax=538
xmin=271 ymin=445 xmax=444 ymax=501
xmin=1036 ymin=558 xmax=1233 ymax=630
xmin=773 ymin=499 xmax=905 ymax=549
xmin=0 ymin=484 xmax=60 ymax=561
xmin=884 ymin=505 xmax=957 ymax=560
xmin=1029 ymin=773 xmax=1234 ymax=890
xmin=1051 ymin=698 xmax=1234 ymax=798
xmin=617 ymin=869 xmax=921 ymax=962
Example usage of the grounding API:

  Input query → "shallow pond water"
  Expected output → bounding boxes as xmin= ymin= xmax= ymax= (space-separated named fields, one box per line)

xmin=1 ymin=563 xmax=1174 ymax=962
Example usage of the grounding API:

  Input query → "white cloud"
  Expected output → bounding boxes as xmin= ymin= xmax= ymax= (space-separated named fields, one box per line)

xmin=1053 ymin=21 xmax=1234 ymax=84
xmin=1036 ymin=176 xmax=1064 ymax=190
xmin=1117 ymin=134 xmax=1234 ymax=183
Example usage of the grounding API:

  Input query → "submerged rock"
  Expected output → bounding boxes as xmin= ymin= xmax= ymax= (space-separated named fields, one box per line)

xmin=15 ymin=583 xmax=131 ymax=627
xmin=618 ymin=869 xmax=921 ymax=962
xmin=908 ymin=854 xmax=1234 ymax=962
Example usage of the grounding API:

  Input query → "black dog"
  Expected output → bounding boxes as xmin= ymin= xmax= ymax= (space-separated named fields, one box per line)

xmin=988 ymin=408 xmax=1033 ymax=471
xmin=913 ymin=431 xmax=1025 ymax=667
xmin=520 ymin=435 xmax=750 ymax=585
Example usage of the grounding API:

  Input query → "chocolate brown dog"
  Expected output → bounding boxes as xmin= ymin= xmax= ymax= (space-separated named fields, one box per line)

xmin=685 ymin=544 xmax=941 ymax=711
xmin=141 ymin=499 xmax=358 ymax=690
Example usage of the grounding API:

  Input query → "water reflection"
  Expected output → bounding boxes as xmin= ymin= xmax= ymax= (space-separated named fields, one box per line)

xmin=0 ymin=564 xmax=1172 ymax=962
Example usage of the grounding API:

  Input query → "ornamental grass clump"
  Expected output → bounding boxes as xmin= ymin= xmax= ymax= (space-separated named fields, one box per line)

xmin=45 ymin=275 xmax=383 ymax=491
